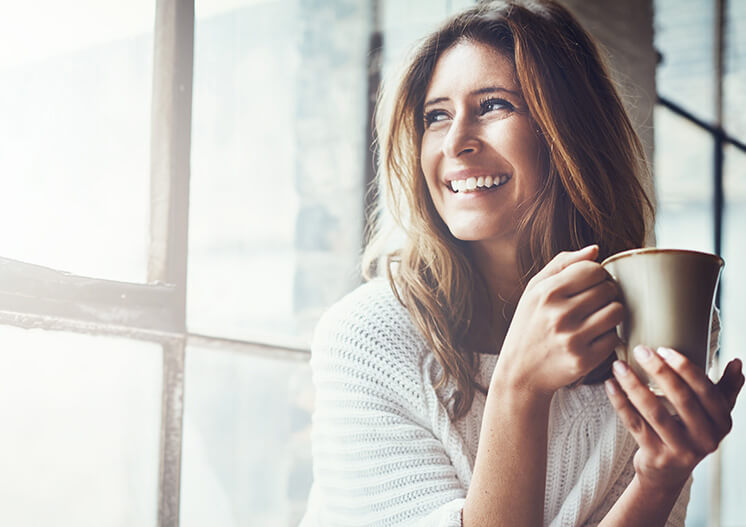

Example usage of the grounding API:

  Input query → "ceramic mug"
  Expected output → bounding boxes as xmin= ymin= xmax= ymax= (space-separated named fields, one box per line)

xmin=601 ymin=248 xmax=724 ymax=395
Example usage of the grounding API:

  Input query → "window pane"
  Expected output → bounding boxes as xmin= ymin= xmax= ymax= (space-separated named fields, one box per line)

xmin=0 ymin=326 xmax=161 ymax=526
xmin=180 ymin=346 xmax=312 ymax=526
xmin=654 ymin=106 xmax=714 ymax=252
xmin=654 ymin=0 xmax=716 ymax=123
xmin=381 ymin=0 xmax=473 ymax=76
xmin=720 ymin=144 xmax=746 ymax=526
xmin=724 ymin=0 xmax=746 ymax=139
xmin=187 ymin=0 xmax=368 ymax=343
xmin=653 ymin=107 xmax=714 ymax=527
xmin=0 ymin=2 xmax=154 ymax=282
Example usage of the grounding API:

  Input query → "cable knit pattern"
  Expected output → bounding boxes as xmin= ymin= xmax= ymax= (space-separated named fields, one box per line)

xmin=300 ymin=279 xmax=719 ymax=526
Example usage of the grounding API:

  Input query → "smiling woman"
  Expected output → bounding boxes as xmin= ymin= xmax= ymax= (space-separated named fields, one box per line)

xmin=420 ymin=42 xmax=543 ymax=245
xmin=301 ymin=1 xmax=744 ymax=526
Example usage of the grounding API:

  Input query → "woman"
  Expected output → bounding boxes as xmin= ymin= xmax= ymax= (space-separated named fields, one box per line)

xmin=301 ymin=1 xmax=744 ymax=525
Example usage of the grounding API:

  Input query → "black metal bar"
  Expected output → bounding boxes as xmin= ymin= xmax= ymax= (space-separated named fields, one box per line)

xmin=657 ymin=96 xmax=746 ymax=153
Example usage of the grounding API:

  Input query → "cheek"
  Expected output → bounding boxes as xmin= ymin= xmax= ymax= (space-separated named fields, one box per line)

xmin=501 ymin=129 xmax=544 ymax=188
xmin=419 ymin=139 xmax=441 ymax=193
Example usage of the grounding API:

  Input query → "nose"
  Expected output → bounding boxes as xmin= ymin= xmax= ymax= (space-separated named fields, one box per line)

xmin=443 ymin=116 xmax=480 ymax=158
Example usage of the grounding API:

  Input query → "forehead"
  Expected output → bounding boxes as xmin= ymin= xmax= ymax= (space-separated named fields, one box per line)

xmin=425 ymin=40 xmax=519 ymax=98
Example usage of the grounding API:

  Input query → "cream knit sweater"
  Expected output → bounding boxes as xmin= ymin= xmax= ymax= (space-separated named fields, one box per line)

xmin=301 ymin=279 xmax=716 ymax=526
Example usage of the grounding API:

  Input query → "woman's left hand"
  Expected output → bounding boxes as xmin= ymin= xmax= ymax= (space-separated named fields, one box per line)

xmin=605 ymin=346 xmax=744 ymax=492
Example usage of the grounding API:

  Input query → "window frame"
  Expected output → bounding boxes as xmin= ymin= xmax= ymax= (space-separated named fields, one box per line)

xmin=655 ymin=0 xmax=746 ymax=524
xmin=0 ymin=1 xmax=310 ymax=526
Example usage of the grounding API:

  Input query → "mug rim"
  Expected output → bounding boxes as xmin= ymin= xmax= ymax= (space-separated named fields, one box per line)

xmin=601 ymin=247 xmax=725 ymax=267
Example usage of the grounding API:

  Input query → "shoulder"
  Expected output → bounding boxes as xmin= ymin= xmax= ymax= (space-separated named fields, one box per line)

xmin=310 ymin=278 xmax=430 ymax=396
xmin=313 ymin=278 xmax=426 ymax=359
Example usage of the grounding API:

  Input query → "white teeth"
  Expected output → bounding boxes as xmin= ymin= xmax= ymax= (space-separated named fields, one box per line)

xmin=449 ymin=174 xmax=510 ymax=193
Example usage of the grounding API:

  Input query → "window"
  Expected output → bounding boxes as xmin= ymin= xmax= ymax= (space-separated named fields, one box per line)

xmin=5 ymin=1 xmax=740 ymax=525
xmin=655 ymin=0 xmax=746 ymax=525
xmin=0 ymin=0 xmax=468 ymax=525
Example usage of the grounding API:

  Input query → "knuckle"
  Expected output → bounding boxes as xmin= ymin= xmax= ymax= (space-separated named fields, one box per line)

xmin=717 ymin=413 xmax=734 ymax=437
xmin=604 ymin=280 xmax=619 ymax=300
xmin=648 ymin=360 xmax=668 ymax=377
xmin=655 ymin=453 xmax=675 ymax=471
xmin=554 ymin=310 xmax=573 ymax=331
xmin=558 ymin=331 xmax=575 ymax=352
xmin=701 ymin=436 xmax=718 ymax=453
xmin=608 ymin=301 xmax=625 ymax=319
xmin=541 ymin=284 xmax=561 ymax=305
xmin=676 ymin=451 xmax=697 ymax=468
xmin=676 ymin=391 xmax=699 ymax=414
xmin=702 ymin=382 xmax=719 ymax=402
xmin=565 ymin=333 xmax=583 ymax=353
xmin=626 ymin=413 xmax=645 ymax=435
xmin=649 ymin=404 xmax=670 ymax=426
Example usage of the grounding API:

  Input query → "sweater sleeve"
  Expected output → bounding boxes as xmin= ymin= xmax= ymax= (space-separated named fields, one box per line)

xmin=306 ymin=296 xmax=466 ymax=526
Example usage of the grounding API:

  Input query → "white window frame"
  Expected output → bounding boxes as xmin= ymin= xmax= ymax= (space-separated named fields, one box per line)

xmin=0 ymin=1 xmax=310 ymax=525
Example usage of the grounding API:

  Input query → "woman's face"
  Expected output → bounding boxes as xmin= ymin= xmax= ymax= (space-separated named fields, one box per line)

xmin=420 ymin=40 xmax=545 ymax=247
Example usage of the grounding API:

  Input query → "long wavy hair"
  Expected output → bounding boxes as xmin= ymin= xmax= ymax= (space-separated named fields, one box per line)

xmin=363 ymin=0 xmax=653 ymax=419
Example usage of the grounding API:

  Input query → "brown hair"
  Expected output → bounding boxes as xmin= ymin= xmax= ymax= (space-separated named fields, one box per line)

xmin=363 ymin=0 xmax=652 ymax=418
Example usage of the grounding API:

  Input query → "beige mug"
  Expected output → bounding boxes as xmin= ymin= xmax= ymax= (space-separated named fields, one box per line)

xmin=601 ymin=248 xmax=724 ymax=395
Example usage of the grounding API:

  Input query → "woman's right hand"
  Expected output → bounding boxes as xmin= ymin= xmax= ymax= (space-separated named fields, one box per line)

xmin=494 ymin=245 xmax=624 ymax=397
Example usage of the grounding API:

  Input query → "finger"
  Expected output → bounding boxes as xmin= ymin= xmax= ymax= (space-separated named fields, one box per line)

xmin=657 ymin=347 xmax=733 ymax=436
xmin=636 ymin=346 xmax=725 ymax=448
xmin=564 ymin=278 xmax=619 ymax=321
xmin=548 ymin=260 xmax=610 ymax=298
xmin=588 ymin=327 xmax=622 ymax=357
xmin=612 ymin=359 xmax=692 ymax=452
xmin=531 ymin=245 xmax=598 ymax=283
xmin=605 ymin=377 xmax=662 ymax=451
xmin=577 ymin=300 xmax=625 ymax=344
xmin=716 ymin=358 xmax=745 ymax=410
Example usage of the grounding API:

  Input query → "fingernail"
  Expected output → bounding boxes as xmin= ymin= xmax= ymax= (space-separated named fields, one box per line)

xmin=657 ymin=347 xmax=674 ymax=361
xmin=605 ymin=379 xmax=618 ymax=395
xmin=613 ymin=360 xmax=629 ymax=376
xmin=633 ymin=345 xmax=653 ymax=362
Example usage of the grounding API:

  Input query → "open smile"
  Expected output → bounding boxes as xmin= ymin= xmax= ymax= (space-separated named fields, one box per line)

xmin=447 ymin=174 xmax=513 ymax=193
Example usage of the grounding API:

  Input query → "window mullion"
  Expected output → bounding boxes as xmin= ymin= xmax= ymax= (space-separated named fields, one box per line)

xmin=149 ymin=0 xmax=194 ymax=525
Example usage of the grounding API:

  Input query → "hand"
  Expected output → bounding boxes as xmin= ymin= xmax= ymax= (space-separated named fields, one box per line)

xmin=605 ymin=347 xmax=745 ymax=492
xmin=495 ymin=245 xmax=624 ymax=396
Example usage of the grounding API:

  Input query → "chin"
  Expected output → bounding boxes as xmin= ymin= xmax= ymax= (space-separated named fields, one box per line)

xmin=447 ymin=225 xmax=501 ymax=242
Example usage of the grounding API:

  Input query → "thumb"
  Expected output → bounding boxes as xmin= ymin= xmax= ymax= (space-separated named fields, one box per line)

xmin=717 ymin=358 xmax=745 ymax=410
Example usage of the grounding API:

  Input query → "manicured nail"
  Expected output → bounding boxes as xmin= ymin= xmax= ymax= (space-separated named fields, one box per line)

xmin=657 ymin=347 xmax=674 ymax=361
xmin=633 ymin=345 xmax=653 ymax=362
xmin=605 ymin=379 xmax=618 ymax=395
xmin=613 ymin=360 xmax=629 ymax=376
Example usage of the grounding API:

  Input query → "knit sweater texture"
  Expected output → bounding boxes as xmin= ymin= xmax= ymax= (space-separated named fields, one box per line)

xmin=300 ymin=279 xmax=720 ymax=526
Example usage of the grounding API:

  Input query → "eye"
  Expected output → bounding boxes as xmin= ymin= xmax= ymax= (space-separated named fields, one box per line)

xmin=479 ymin=97 xmax=514 ymax=115
xmin=424 ymin=109 xmax=450 ymax=128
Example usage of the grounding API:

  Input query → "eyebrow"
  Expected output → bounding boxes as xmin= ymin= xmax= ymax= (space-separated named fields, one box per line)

xmin=423 ymin=86 xmax=522 ymax=109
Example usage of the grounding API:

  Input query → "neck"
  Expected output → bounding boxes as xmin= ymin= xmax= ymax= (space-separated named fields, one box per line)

xmin=464 ymin=239 xmax=524 ymax=355
xmin=469 ymin=239 xmax=523 ymax=306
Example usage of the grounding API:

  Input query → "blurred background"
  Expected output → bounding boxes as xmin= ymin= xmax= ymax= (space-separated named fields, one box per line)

xmin=0 ymin=0 xmax=743 ymax=525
